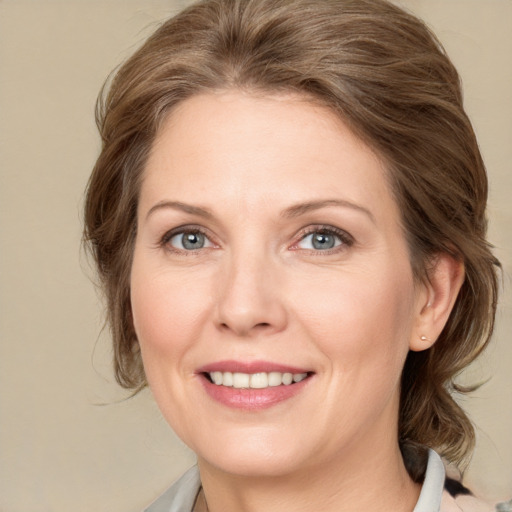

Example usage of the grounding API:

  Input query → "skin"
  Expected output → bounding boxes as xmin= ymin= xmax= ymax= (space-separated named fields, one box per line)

xmin=130 ymin=91 xmax=464 ymax=511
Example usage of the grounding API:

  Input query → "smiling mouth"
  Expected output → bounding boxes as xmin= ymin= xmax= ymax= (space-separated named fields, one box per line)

xmin=204 ymin=371 xmax=312 ymax=389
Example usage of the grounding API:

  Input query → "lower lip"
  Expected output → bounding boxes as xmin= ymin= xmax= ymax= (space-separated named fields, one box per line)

xmin=199 ymin=374 xmax=312 ymax=410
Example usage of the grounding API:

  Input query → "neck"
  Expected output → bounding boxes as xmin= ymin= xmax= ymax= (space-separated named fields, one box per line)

xmin=197 ymin=436 xmax=421 ymax=512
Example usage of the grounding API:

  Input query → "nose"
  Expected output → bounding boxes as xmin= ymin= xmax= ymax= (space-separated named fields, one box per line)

xmin=214 ymin=249 xmax=288 ymax=338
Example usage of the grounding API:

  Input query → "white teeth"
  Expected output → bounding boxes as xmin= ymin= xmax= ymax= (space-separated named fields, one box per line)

xmin=268 ymin=372 xmax=282 ymax=387
xmin=250 ymin=372 xmax=268 ymax=389
xmin=222 ymin=371 xmax=233 ymax=386
xmin=282 ymin=372 xmax=293 ymax=385
xmin=233 ymin=372 xmax=250 ymax=389
xmin=211 ymin=371 xmax=223 ymax=385
xmin=208 ymin=371 xmax=309 ymax=388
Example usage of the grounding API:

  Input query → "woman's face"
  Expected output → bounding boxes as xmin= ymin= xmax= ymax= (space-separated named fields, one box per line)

xmin=131 ymin=91 xmax=426 ymax=477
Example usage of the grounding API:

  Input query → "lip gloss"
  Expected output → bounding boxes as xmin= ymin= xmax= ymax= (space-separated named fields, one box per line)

xmin=197 ymin=360 xmax=313 ymax=410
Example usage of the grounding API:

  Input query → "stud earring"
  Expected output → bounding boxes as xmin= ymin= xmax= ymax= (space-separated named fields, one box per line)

xmin=420 ymin=335 xmax=431 ymax=342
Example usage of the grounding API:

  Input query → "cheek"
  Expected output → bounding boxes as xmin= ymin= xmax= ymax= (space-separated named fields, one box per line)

xmin=129 ymin=258 xmax=216 ymax=439
xmin=291 ymin=262 xmax=416 ymax=372
xmin=130 ymin=257 xmax=214 ymax=371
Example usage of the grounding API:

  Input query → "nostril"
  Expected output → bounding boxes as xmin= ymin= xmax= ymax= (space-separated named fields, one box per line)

xmin=219 ymin=321 xmax=272 ymax=335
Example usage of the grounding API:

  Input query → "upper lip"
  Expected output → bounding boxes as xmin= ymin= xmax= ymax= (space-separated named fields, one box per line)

xmin=197 ymin=360 xmax=312 ymax=374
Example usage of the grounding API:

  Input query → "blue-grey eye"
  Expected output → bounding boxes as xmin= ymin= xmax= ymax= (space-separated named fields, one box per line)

xmin=298 ymin=231 xmax=342 ymax=250
xmin=169 ymin=231 xmax=212 ymax=250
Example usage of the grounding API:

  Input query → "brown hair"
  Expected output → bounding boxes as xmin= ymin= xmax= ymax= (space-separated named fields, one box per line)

xmin=83 ymin=0 xmax=500 ymax=467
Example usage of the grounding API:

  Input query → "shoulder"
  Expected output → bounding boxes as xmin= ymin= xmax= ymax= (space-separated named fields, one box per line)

xmin=441 ymin=489 xmax=496 ymax=512
xmin=414 ymin=448 xmax=500 ymax=512
xmin=441 ymin=470 xmax=504 ymax=512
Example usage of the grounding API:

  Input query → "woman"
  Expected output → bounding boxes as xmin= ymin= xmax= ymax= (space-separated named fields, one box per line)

xmin=83 ymin=0 xmax=502 ymax=510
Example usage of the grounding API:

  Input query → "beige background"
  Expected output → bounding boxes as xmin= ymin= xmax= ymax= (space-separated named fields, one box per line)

xmin=0 ymin=1 xmax=510 ymax=511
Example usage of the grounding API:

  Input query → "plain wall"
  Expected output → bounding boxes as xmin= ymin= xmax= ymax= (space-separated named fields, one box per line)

xmin=0 ymin=1 xmax=510 ymax=511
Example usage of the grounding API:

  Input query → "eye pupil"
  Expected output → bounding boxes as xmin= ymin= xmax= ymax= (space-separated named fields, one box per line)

xmin=312 ymin=233 xmax=335 ymax=250
xmin=182 ymin=232 xmax=205 ymax=250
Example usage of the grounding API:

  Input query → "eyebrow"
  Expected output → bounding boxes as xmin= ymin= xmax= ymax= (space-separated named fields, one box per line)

xmin=146 ymin=201 xmax=214 ymax=221
xmin=145 ymin=198 xmax=375 ymax=223
xmin=282 ymin=199 xmax=375 ymax=224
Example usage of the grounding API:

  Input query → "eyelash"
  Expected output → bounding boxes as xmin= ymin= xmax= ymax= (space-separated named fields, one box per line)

xmin=159 ymin=225 xmax=213 ymax=254
xmin=292 ymin=225 xmax=354 ymax=254
xmin=159 ymin=224 xmax=354 ymax=255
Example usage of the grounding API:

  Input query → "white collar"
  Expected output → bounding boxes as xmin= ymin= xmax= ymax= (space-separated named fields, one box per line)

xmin=413 ymin=449 xmax=446 ymax=512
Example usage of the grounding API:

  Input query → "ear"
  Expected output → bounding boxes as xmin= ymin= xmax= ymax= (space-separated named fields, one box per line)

xmin=409 ymin=253 xmax=465 ymax=352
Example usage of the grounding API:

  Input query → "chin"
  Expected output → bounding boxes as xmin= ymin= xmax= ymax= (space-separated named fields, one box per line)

xmin=194 ymin=427 xmax=312 ymax=478
xmin=201 ymin=451 xmax=304 ymax=479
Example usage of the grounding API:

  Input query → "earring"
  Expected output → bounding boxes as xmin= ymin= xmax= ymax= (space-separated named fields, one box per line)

xmin=420 ymin=335 xmax=431 ymax=342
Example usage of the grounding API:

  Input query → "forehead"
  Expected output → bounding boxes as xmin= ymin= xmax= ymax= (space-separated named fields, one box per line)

xmin=141 ymin=90 xmax=399 ymax=225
